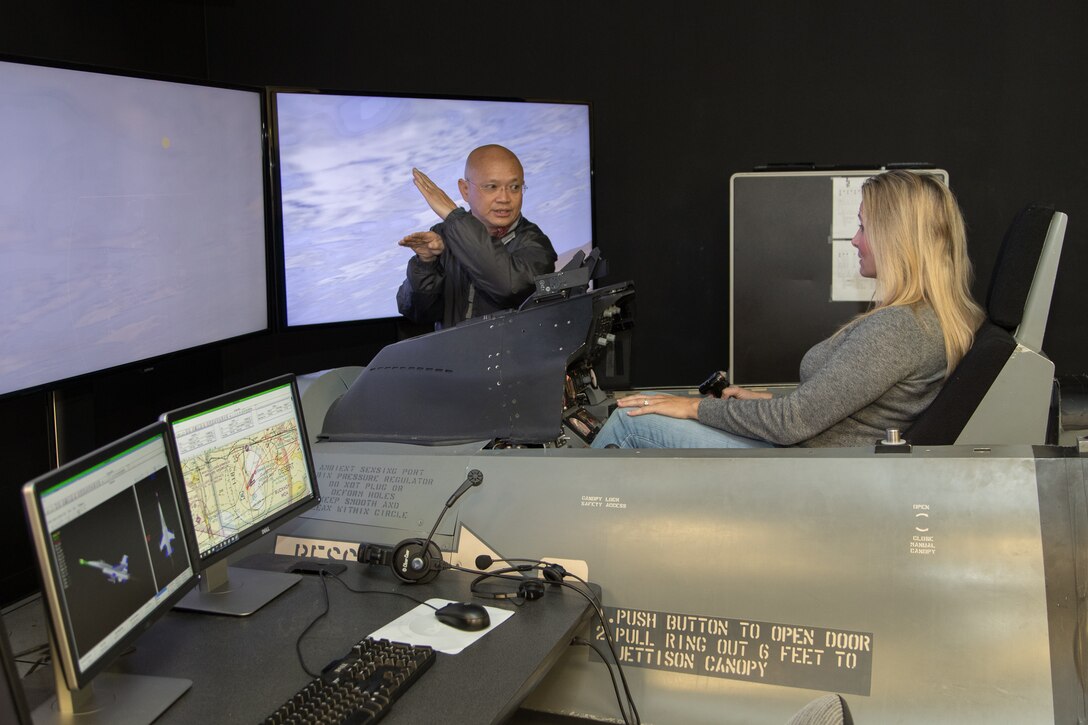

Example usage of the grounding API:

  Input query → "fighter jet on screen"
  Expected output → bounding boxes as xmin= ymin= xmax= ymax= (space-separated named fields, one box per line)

xmin=80 ymin=554 xmax=130 ymax=584
xmin=157 ymin=500 xmax=176 ymax=557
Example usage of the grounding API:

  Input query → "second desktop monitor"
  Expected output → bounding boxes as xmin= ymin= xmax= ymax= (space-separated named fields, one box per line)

xmin=161 ymin=374 xmax=321 ymax=616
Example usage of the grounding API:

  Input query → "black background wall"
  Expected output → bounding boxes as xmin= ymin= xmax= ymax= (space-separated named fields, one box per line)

xmin=2 ymin=1 xmax=1086 ymax=603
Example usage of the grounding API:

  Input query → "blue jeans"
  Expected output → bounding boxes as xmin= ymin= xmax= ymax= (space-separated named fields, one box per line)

xmin=590 ymin=406 xmax=775 ymax=449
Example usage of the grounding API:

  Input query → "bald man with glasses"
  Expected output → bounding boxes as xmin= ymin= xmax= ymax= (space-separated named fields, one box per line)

xmin=396 ymin=144 xmax=557 ymax=329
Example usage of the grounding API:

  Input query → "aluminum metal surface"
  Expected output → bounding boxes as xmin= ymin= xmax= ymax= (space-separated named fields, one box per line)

xmin=277 ymin=442 xmax=1074 ymax=724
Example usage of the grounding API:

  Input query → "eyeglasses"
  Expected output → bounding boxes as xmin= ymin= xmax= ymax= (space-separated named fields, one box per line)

xmin=466 ymin=180 xmax=526 ymax=195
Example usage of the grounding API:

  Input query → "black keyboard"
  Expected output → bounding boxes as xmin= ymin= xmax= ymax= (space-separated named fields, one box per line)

xmin=262 ymin=637 xmax=436 ymax=724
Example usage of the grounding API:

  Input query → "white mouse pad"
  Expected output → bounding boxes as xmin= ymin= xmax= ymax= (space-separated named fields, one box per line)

xmin=367 ymin=598 xmax=514 ymax=655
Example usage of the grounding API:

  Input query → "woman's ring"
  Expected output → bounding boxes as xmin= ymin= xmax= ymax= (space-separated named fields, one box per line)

xmin=642 ymin=399 xmax=649 ymax=406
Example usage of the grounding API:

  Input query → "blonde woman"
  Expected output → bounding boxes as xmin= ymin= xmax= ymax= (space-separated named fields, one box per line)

xmin=592 ymin=170 xmax=985 ymax=449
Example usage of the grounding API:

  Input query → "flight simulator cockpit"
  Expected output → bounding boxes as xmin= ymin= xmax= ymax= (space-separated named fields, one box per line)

xmin=320 ymin=252 xmax=634 ymax=448
xmin=287 ymin=240 xmax=1086 ymax=725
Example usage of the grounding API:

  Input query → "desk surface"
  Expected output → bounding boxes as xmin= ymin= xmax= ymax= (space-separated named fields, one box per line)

xmin=13 ymin=554 xmax=598 ymax=724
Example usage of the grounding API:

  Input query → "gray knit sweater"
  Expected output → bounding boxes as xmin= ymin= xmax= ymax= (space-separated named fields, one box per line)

xmin=698 ymin=304 xmax=947 ymax=447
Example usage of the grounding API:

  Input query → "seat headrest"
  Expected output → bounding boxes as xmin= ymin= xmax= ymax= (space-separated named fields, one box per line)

xmin=986 ymin=203 xmax=1055 ymax=331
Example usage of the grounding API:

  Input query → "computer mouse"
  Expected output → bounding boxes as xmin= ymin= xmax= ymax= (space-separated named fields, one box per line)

xmin=434 ymin=601 xmax=491 ymax=631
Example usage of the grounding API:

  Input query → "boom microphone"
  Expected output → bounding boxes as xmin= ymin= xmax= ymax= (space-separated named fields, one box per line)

xmin=446 ymin=468 xmax=484 ymax=507
xmin=412 ymin=469 xmax=484 ymax=574
xmin=474 ymin=554 xmax=535 ymax=572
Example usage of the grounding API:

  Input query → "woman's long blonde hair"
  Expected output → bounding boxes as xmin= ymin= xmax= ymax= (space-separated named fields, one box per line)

xmin=858 ymin=170 xmax=984 ymax=376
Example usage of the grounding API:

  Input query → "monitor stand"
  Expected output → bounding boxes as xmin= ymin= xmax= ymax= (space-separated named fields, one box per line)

xmin=173 ymin=559 xmax=300 ymax=617
xmin=34 ymin=639 xmax=190 ymax=725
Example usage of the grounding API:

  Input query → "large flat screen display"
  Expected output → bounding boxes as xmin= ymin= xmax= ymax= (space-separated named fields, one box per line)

xmin=273 ymin=91 xmax=593 ymax=326
xmin=0 ymin=58 xmax=269 ymax=398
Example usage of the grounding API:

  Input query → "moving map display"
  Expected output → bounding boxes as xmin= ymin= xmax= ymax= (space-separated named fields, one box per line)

xmin=166 ymin=378 xmax=317 ymax=560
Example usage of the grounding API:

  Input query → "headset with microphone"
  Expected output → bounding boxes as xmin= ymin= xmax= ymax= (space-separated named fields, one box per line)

xmin=469 ymin=554 xmax=570 ymax=601
xmin=471 ymin=568 xmax=547 ymax=601
xmin=357 ymin=469 xmax=483 ymax=584
xmin=474 ymin=554 xmax=569 ymax=584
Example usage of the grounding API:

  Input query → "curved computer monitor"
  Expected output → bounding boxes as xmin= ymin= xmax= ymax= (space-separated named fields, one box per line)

xmin=0 ymin=56 xmax=269 ymax=400
xmin=271 ymin=88 xmax=594 ymax=326
xmin=21 ymin=422 xmax=196 ymax=724
xmin=161 ymin=374 xmax=320 ymax=616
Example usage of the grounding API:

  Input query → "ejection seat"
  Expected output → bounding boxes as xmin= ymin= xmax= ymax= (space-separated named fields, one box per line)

xmin=906 ymin=203 xmax=1068 ymax=446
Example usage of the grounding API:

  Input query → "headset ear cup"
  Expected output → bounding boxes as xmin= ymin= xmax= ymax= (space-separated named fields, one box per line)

xmin=542 ymin=564 xmax=567 ymax=584
xmin=390 ymin=539 xmax=443 ymax=584
xmin=519 ymin=580 xmax=546 ymax=601
xmin=358 ymin=543 xmax=393 ymax=567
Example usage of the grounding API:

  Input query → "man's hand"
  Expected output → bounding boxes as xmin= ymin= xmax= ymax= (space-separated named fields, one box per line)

xmin=412 ymin=168 xmax=458 ymax=220
xmin=399 ymin=231 xmax=446 ymax=262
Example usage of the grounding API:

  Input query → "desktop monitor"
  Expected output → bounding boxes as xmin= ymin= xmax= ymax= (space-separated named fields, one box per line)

xmin=21 ymin=422 xmax=196 ymax=725
xmin=271 ymin=89 xmax=594 ymax=326
xmin=0 ymin=56 xmax=270 ymax=400
xmin=161 ymin=374 xmax=320 ymax=616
